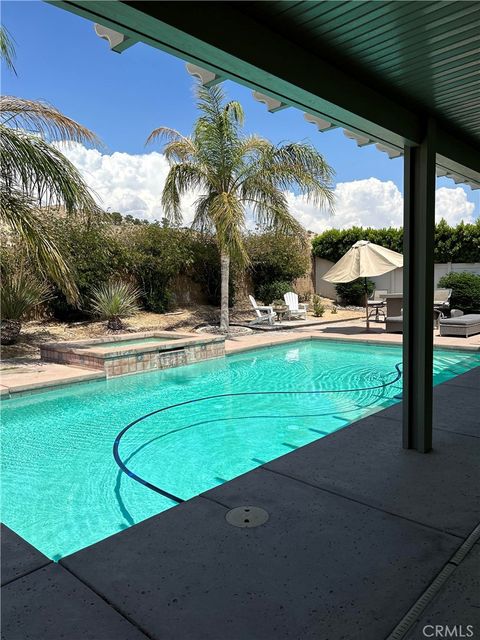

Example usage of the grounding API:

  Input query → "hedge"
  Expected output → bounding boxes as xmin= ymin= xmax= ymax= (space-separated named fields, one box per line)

xmin=312 ymin=219 xmax=480 ymax=264
xmin=437 ymin=272 xmax=480 ymax=313
xmin=2 ymin=211 xmax=311 ymax=318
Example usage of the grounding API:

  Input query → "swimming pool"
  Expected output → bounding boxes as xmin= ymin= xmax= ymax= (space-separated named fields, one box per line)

xmin=2 ymin=340 xmax=478 ymax=559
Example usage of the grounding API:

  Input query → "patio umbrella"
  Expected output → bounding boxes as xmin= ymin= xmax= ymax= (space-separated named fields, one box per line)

xmin=322 ymin=240 xmax=403 ymax=329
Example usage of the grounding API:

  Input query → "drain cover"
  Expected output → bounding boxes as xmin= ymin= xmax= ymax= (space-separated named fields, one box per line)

xmin=225 ymin=506 xmax=269 ymax=528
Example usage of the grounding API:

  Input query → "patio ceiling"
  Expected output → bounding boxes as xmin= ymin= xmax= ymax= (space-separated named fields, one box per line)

xmin=240 ymin=1 xmax=480 ymax=144
xmin=51 ymin=0 xmax=480 ymax=186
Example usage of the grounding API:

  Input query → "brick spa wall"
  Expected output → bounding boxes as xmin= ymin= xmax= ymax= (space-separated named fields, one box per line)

xmin=41 ymin=338 xmax=225 ymax=378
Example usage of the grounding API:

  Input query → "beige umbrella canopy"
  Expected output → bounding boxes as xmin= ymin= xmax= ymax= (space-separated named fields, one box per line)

xmin=322 ymin=240 xmax=403 ymax=329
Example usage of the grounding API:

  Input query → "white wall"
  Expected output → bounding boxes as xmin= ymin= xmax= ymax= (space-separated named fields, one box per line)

xmin=315 ymin=258 xmax=338 ymax=299
xmin=314 ymin=257 xmax=480 ymax=299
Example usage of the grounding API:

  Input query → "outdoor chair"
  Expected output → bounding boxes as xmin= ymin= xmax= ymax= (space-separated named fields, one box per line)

xmin=249 ymin=295 xmax=277 ymax=326
xmin=283 ymin=292 xmax=308 ymax=320
xmin=433 ymin=288 xmax=452 ymax=319
xmin=367 ymin=289 xmax=387 ymax=321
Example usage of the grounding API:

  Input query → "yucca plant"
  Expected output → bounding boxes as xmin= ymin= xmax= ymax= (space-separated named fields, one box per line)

xmin=1 ymin=268 xmax=52 ymax=344
xmin=90 ymin=281 xmax=141 ymax=331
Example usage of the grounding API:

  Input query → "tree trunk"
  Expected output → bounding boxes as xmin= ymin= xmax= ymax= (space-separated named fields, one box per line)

xmin=219 ymin=251 xmax=230 ymax=333
xmin=0 ymin=319 xmax=22 ymax=345
xmin=107 ymin=317 xmax=124 ymax=332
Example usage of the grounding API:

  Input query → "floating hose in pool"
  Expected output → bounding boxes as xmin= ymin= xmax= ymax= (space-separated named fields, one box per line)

xmin=113 ymin=362 xmax=402 ymax=503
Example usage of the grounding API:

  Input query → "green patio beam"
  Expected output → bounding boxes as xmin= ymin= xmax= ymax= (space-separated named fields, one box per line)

xmin=403 ymin=121 xmax=437 ymax=453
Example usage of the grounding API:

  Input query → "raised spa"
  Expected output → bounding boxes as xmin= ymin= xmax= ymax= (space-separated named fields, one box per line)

xmin=40 ymin=331 xmax=225 ymax=377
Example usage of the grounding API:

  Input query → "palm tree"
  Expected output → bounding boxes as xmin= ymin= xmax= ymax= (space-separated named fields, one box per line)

xmin=0 ymin=27 xmax=100 ymax=302
xmin=148 ymin=83 xmax=334 ymax=331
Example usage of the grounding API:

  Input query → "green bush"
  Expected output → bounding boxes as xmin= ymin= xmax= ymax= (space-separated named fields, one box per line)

xmin=312 ymin=294 xmax=325 ymax=317
xmin=312 ymin=227 xmax=403 ymax=263
xmin=312 ymin=220 xmax=480 ymax=264
xmin=437 ymin=272 xmax=480 ymax=313
xmin=257 ymin=280 xmax=292 ymax=305
xmin=245 ymin=232 xmax=310 ymax=299
xmin=335 ymin=278 xmax=374 ymax=306
xmin=44 ymin=214 xmax=196 ymax=317
xmin=46 ymin=216 xmax=131 ymax=319
xmin=128 ymin=224 xmax=195 ymax=312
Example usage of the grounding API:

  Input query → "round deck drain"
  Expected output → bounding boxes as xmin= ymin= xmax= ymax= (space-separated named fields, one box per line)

xmin=225 ymin=506 xmax=269 ymax=528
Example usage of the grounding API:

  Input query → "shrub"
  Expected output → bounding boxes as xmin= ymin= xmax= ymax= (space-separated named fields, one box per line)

xmin=312 ymin=294 xmax=325 ymax=317
xmin=245 ymin=232 xmax=311 ymax=299
xmin=312 ymin=220 xmax=480 ymax=264
xmin=46 ymin=216 xmax=131 ymax=320
xmin=90 ymin=280 xmax=141 ymax=331
xmin=312 ymin=227 xmax=403 ymax=263
xmin=335 ymin=278 xmax=374 ymax=306
xmin=437 ymin=272 xmax=480 ymax=313
xmin=1 ymin=267 xmax=51 ymax=344
xmin=257 ymin=280 xmax=292 ymax=305
xmin=128 ymin=224 xmax=195 ymax=312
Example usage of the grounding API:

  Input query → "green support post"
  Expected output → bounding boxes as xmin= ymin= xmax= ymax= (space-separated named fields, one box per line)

xmin=402 ymin=120 xmax=436 ymax=452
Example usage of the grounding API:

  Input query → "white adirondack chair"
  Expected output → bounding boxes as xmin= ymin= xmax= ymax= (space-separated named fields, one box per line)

xmin=249 ymin=295 xmax=277 ymax=325
xmin=284 ymin=292 xmax=308 ymax=320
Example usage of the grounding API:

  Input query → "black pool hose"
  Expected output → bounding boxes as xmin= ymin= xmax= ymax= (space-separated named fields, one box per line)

xmin=113 ymin=363 xmax=402 ymax=503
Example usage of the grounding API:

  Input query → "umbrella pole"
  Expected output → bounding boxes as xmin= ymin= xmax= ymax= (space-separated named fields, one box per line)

xmin=365 ymin=277 xmax=370 ymax=331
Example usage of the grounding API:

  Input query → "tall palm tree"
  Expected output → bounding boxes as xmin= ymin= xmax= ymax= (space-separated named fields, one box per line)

xmin=0 ymin=27 xmax=100 ymax=301
xmin=148 ymin=83 xmax=334 ymax=331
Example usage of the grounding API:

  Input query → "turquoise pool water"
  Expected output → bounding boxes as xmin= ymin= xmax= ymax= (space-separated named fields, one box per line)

xmin=1 ymin=340 xmax=478 ymax=559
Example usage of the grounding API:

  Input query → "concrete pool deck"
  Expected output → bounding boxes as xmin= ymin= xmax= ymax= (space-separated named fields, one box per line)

xmin=1 ymin=318 xmax=479 ymax=397
xmin=1 ymin=366 xmax=479 ymax=639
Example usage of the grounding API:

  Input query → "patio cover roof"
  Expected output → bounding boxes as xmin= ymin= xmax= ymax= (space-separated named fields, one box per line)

xmin=51 ymin=0 xmax=480 ymax=185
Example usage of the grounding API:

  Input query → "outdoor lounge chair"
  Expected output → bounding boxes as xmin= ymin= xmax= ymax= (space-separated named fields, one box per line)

xmin=439 ymin=313 xmax=480 ymax=338
xmin=433 ymin=288 xmax=452 ymax=318
xmin=284 ymin=292 xmax=308 ymax=320
xmin=249 ymin=295 xmax=277 ymax=326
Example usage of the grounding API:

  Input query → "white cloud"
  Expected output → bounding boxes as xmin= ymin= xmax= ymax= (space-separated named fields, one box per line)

xmin=57 ymin=142 xmax=198 ymax=223
xmin=286 ymin=178 xmax=404 ymax=233
xmin=435 ymin=186 xmax=475 ymax=226
xmin=59 ymin=144 xmax=476 ymax=230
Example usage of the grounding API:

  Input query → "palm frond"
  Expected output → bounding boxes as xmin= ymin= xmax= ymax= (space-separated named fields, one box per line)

xmin=208 ymin=191 xmax=249 ymax=266
xmin=241 ymin=176 xmax=305 ymax=239
xmin=0 ymin=26 xmax=16 ymax=74
xmin=145 ymin=126 xmax=194 ymax=150
xmin=161 ymin=163 xmax=207 ymax=224
xmin=191 ymin=193 xmax=216 ymax=234
xmin=0 ymin=126 xmax=99 ymax=214
xmin=267 ymin=142 xmax=335 ymax=210
xmin=225 ymin=100 xmax=245 ymax=126
xmin=163 ymin=138 xmax=196 ymax=164
xmin=0 ymin=187 xmax=79 ymax=301
xmin=0 ymin=96 xmax=100 ymax=146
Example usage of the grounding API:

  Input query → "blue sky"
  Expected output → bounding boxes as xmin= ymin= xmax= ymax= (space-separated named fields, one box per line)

xmin=2 ymin=0 xmax=478 ymax=229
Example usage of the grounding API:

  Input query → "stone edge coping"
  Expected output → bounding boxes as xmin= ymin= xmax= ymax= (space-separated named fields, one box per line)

xmin=40 ymin=331 xmax=225 ymax=358
xmin=0 ymin=369 xmax=106 ymax=400
xmin=2 ymin=331 xmax=478 ymax=398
